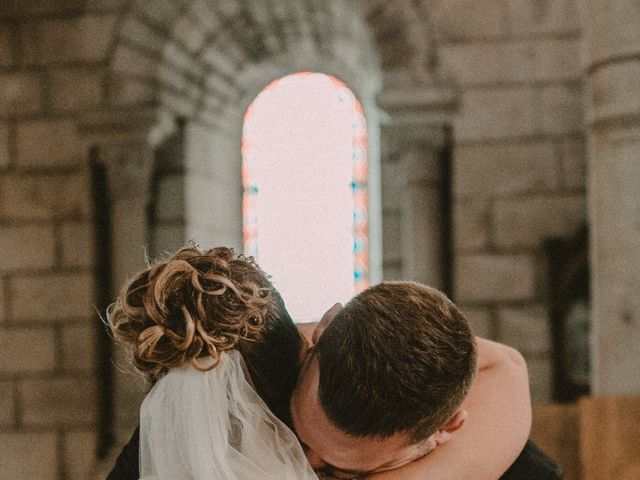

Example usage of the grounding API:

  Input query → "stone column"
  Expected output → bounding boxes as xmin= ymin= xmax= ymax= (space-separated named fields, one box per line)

xmin=378 ymin=86 xmax=454 ymax=291
xmin=79 ymin=111 xmax=159 ymax=440
xmin=581 ymin=0 xmax=640 ymax=394
xmin=400 ymin=133 xmax=446 ymax=289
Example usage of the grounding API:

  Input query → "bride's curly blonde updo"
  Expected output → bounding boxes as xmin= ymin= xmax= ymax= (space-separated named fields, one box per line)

xmin=108 ymin=246 xmax=275 ymax=380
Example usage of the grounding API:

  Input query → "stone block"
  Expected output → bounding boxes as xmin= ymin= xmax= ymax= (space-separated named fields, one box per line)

xmin=107 ymin=73 xmax=156 ymax=107
xmin=21 ymin=15 xmax=117 ymax=65
xmin=50 ymin=67 xmax=103 ymax=112
xmin=527 ymin=356 xmax=553 ymax=402
xmin=0 ymin=123 xmax=9 ymax=169
xmin=440 ymin=39 xmax=580 ymax=85
xmin=583 ymin=0 xmax=640 ymax=65
xmin=382 ymin=262 xmax=402 ymax=281
xmin=590 ymin=61 xmax=640 ymax=123
xmin=151 ymin=224 xmax=185 ymax=259
xmin=20 ymin=376 xmax=96 ymax=426
xmin=558 ymin=138 xmax=586 ymax=189
xmin=16 ymin=119 xmax=81 ymax=168
xmin=498 ymin=305 xmax=551 ymax=354
xmin=460 ymin=306 xmax=494 ymax=339
xmin=453 ymin=198 xmax=491 ymax=250
xmin=0 ymin=327 xmax=55 ymax=373
xmin=455 ymin=87 xmax=537 ymax=141
xmin=0 ymin=0 xmax=85 ymax=17
xmin=0 ymin=172 xmax=91 ymax=219
xmin=64 ymin=430 xmax=97 ymax=480
xmin=120 ymin=16 xmax=165 ymax=54
xmin=534 ymin=83 xmax=584 ymax=135
xmin=61 ymin=323 xmax=95 ymax=372
xmin=0 ymin=381 xmax=14 ymax=426
xmin=9 ymin=273 xmax=94 ymax=322
xmin=454 ymin=141 xmax=558 ymax=196
xmin=0 ymin=432 xmax=58 ymax=480
xmin=455 ymin=254 xmax=536 ymax=302
xmin=111 ymin=45 xmax=158 ymax=77
xmin=155 ymin=174 xmax=185 ymax=221
xmin=0 ymin=277 xmax=5 ymax=323
xmin=0 ymin=224 xmax=55 ymax=272
xmin=507 ymin=0 xmax=580 ymax=35
xmin=60 ymin=221 xmax=94 ymax=267
xmin=431 ymin=0 xmax=508 ymax=41
xmin=382 ymin=209 xmax=402 ymax=263
xmin=0 ymin=72 xmax=43 ymax=116
xmin=0 ymin=26 xmax=12 ymax=67
xmin=494 ymin=195 xmax=586 ymax=248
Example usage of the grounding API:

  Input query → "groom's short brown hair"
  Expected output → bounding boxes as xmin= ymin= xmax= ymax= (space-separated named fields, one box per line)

xmin=315 ymin=281 xmax=477 ymax=442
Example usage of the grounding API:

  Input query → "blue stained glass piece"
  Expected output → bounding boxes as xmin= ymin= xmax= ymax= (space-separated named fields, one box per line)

xmin=351 ymin=181 xmax=358 ymax=191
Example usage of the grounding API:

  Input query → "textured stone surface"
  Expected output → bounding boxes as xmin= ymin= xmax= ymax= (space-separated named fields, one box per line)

xmin=534 ymin=84 xmax=584 ymax=135
xmin=527 ymin=356 xmax=553 ymax=402
xmin=0 ymin=225 xmax=55 ymax=271
xmin=493 ymin=195 xmax=586 ymax=248
xmin=59 ymin=221 xmax=94 ymax=268
xmin=498 ymin=305 xmax=551 ymax=355
xmin=64 ymin=430 xmax=97 ymax=480
xmin=0 ymin=432 xmax=58 ymax=480
xmin=582 ymin=0 xmax=640 ymax=64
xmin=20 ymin=376 xmax=96 ymax=426
xmin=0 ymin=277 xmax=5 ymax=323
xmin=155 ymin=174 xmax=185 ymax=221
xmin=0 ymin=328 xmax=55 ymax=373
xmin=589 ymin=135 xmax=640 ymax=394
xmin=441 ymin=39 xmax=580 ymax=85
xmin=431 ymin=0 xmax=508 ymax=41
xmin=0 ymin=381 xmax=14 ymax=426
xmin=0 ymin=73 xmax=43 ymax=116
xmin=558 ymin=138 xmax=586 ymax=189
xmin=454 ymin=141 xmax=558 ymax=196
xmin=9 ymin=273 xmax=94 ymax=322
xmin=15 ymin=120 xmax=81 ymax=168
xmin=21 ymin=15 xmax=117 ymax=65
xmin=590 ymin=61 xmax=640 ymax=123
xmin=382 ymin=209 xmax=402 ymax=263
xmin=0 ymin=123 xmax=9 ymax=169
xmin=0 ymin=172 xmax=91 ymax=219
xmin=49 ymin=67 xmax=103 ymax=112
xmin=456 ymin=87 xmax=537 ymax=141
xmin=461 ymin=306 xmax=494 ymax=339
xmin=455 ymin=254 xmax=536 ymax=302
xmin=61 ymin=324 xmax=95 ymax=372
xmin=507 ymin=0 xmax=580 ymax=35
xmin=453 ymin=198 xmax=491 ymax=251
xmin=0 ymin=26 xmax=13 ymax=67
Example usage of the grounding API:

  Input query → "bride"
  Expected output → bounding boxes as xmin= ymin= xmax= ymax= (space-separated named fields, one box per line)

xmin=108 ymin=246 xmax=318 ymax=480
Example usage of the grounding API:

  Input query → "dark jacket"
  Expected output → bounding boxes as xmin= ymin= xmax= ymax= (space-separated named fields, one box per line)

xmin=106 ymin=426 xmax=562 ymax=480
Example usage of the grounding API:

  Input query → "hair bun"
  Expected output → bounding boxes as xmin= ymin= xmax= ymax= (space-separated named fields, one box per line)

xmin=108 ymin=246 xmax=273 ymax=380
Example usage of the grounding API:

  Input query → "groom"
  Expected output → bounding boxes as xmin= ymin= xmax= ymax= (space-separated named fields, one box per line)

xmin=107 ymin=281 xmax=561 ymax=479
xmin=291 ymin=282 xmax=562 ymax=479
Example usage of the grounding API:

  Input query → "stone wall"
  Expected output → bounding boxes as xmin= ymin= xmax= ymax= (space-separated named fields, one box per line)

xmin=0 ymin=3 xmax=121 ymax=478
xmin=435 ymin=0 xmax=587 ymax=401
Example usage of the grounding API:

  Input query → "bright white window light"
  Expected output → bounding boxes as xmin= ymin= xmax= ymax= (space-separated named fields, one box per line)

xmin=242 ymin=72 xmax=367 ymax=322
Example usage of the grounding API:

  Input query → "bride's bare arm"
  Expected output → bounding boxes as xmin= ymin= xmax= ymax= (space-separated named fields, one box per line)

xmin=366 ymin=338 xmax=532 ymax=480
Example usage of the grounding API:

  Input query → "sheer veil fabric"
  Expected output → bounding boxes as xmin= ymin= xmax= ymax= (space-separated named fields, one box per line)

xmin=139 ymin=350 xmax=318 ymax=480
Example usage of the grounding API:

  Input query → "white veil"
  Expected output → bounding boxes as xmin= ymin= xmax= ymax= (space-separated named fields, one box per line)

xmin=139 ymin=350 xmax=318 ymax=480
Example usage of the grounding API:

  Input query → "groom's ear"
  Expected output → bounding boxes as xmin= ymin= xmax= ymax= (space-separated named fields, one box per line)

xmin=434 ymin=409 xmax=468 ymax=446
xmin=312 ymin=303 xmax=343 ymax=345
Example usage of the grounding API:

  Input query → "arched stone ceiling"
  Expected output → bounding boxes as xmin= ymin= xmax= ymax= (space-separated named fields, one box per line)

xmin=107 ymin=0 xmax=440 ymax=125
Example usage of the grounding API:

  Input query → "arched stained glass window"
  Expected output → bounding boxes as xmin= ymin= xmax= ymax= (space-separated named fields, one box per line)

xmin=242 ymin=72 xmax=368 ymax=322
